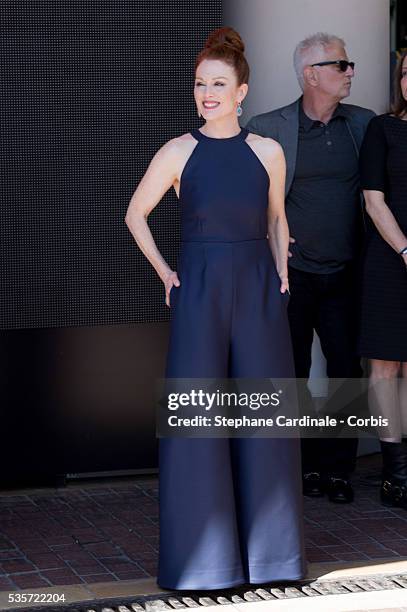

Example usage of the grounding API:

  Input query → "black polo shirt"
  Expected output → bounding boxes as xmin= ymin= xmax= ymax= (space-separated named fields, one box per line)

xmin=286 ymin=102 xmax=360 ymax=274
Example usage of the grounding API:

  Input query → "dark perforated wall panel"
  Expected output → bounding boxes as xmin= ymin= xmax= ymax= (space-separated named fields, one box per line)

xmin=1 ymin=1 xmax=222 ymax=329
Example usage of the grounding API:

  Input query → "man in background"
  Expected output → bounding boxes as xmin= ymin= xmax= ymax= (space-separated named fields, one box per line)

xmin=247 ymin=33 xmax=375 ymax=503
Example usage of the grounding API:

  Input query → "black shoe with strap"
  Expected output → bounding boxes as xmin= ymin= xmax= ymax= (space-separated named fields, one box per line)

xmin=381 ymin=479 xmax=407 ymax=508
xmin=380 ymin=440 xmax=407 ymax=509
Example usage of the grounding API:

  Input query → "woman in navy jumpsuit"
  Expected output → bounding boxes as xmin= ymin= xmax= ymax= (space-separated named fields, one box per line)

xmin=125 ymin=27 xmax=306 ymax=590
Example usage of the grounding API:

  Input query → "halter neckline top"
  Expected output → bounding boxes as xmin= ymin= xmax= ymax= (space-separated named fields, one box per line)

xmin=190 ymin=128 xmax=249 ymax=142
xmin=179 ymin=127 xmax=269 ymax=243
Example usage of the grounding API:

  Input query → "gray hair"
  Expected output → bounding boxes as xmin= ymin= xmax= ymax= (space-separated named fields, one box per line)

xmin=293 ymin=32 xmax=346 ymax=89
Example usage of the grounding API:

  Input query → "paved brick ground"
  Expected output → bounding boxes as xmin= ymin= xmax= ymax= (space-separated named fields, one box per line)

xmin=0 ymin=454 xmax=406 ymax=591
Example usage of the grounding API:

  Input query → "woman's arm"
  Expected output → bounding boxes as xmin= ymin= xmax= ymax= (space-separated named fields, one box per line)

xmin=125 ymin=138 xmax=184 ymax=306
xmin=266 ymin=142 xmax=290 ymax=293
xmin=363 ymin=190 xmax=407 ymax=268
xmin=359 ymin=117 xmax=407 ymax=267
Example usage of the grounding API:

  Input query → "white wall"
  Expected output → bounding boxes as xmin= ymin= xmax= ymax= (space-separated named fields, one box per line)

xmin=224 ymin=0 xmax=390 ymax=120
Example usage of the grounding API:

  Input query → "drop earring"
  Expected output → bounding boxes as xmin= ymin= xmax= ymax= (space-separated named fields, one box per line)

xmin=197 ymin=108 xmax=201 ymax=118
xmin=237 ymin=102 xmax=243 ymax=117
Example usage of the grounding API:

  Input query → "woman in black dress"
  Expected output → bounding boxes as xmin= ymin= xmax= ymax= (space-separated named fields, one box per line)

xmin=359 ymin=50 xmax=407 ymax=508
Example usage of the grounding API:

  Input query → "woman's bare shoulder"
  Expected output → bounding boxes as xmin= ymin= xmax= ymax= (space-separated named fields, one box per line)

xmin=246 ymin=132 xmax=283 ymax=153
xmin=149 ymin=134 xmax=196 ymax=172
xmin=158 ymin=132 xmax=197 ymax=159
xmin=246 ymin=132 xmax=284 ymax=160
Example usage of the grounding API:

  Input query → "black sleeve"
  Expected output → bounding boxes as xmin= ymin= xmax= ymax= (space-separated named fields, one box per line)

xmin=359 ymin=116 xmax=388 ymax=193
xmin=245 ymin=115 xmax=262 ymax=135
xmin=245 ymin=114 xmax=279 ymax=141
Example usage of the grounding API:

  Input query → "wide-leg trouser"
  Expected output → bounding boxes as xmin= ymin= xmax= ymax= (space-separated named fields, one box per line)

xmin=158 ymin=240 xmax=306 ymax=590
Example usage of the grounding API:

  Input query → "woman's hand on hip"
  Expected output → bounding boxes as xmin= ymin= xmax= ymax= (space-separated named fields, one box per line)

xmin=288 ymin=236 xmax=295 ymax=258
xmin=280 ymin=276 xmax=290 ymax=295
xmin=165 ymin=271 xmax=181 ymax=307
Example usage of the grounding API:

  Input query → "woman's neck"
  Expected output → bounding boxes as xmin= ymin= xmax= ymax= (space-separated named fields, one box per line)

xmin=200 ymin=118 xmax=241 ymax=139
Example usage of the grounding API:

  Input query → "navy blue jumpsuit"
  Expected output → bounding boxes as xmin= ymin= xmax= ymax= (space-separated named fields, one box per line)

xmin=158 ymin=128 xmax=306 ymax=590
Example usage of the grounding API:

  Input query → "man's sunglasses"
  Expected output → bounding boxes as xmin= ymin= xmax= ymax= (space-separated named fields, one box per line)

xmin=311 ymin=60 xmax=355 ymax=72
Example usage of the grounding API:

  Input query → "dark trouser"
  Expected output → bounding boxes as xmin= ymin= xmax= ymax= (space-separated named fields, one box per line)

xmin=287 ymin=264 xmax=361 ymax=478
xmin=159 ymin=240 xmax=305 ymax=589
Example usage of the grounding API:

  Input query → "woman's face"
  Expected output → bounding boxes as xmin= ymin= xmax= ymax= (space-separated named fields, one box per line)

xmin=194 ymin=58 xmax=247 ymax=121
xmin=401 ymin=56 xmax=407 ymax=102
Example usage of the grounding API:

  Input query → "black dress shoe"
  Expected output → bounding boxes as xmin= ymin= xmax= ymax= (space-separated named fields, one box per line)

xmin=303 ymin=471 xmax=324 ymax=497
xmin=326 ymin=477 xmax=354 ymax=503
